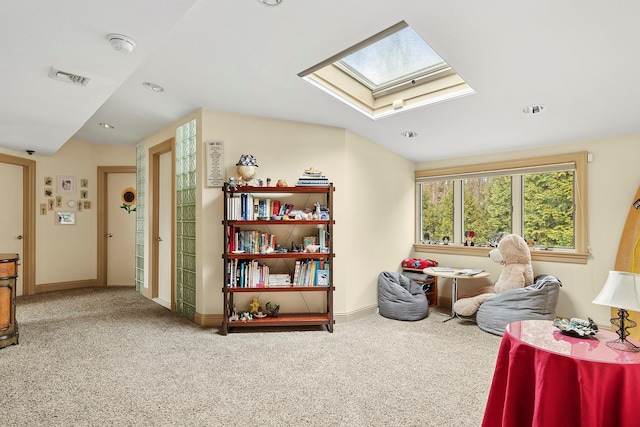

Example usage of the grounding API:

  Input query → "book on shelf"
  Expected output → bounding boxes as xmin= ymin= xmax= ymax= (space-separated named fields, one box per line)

xmin=296 ymin=172 xmax=330 ymax=187
xmin=296 ymin=180 xmax=330 ymax=187
xmin=454 ymin=269 xmax=484 ymax=276
xmin=299 ymin=262 xmax=308 ymax=286
xmin=316 ymin=268 xmax=329 ymax=286
xmin=229 ymin=229 xmax=278 ymax=254
xmin=306 ymin=260 xmax=316 ymax=285
xmin=267 ymin=274 xmax=291 ymax=287
xmin=292 ymin=261 xmax=301 ymax=286
xmin=227 ymin=259 xmax=271 ymax=288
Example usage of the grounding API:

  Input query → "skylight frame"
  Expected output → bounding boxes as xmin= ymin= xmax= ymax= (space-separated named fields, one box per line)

xmin=335 ymin=61 xmax=454 ymax=99
xmin=298 ymin=21 xmax=475 ymax=120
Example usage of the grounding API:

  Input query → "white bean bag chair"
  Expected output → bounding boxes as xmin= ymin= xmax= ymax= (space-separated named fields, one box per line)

xmin=377 ymin=271 xmax=429 ymax=321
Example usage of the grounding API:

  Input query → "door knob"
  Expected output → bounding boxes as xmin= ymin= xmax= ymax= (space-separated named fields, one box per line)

xmin=17 ymin=235 xmax=23 ymax=240
xmin=106 ymin=233 xmax=113 ymax=238
xmin=157 ymin=237 xmax=163 ymax=242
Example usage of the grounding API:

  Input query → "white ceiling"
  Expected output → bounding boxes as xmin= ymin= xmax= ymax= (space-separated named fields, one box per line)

xmin=3 ymin=0 xmax=640 ymax=161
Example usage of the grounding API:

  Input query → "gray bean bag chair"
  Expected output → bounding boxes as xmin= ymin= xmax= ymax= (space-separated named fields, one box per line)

xmin=476 ymin=274 xmax=562 ymax=336
xmin=378 ymin=271 xmax=429 ymax=321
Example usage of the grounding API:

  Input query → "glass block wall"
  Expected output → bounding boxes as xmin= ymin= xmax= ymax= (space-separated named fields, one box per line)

xmin=176 ymin=119 xmax=197 ymax=320
xmin=135 ymin=145 xmax=145 ymax=293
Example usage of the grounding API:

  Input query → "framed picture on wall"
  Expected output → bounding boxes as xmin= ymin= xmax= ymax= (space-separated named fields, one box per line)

xmin=55 ymin=211 xmax=75 ymax=225
xmin=58 ymin=176 xmax=76 ymax=195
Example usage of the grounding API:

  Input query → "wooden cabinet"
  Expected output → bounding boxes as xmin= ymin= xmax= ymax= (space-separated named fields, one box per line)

xmin=221 ymin=184 xmax=335 ymax=335
xmin=0 ymin=253 xmax=19 ymax=349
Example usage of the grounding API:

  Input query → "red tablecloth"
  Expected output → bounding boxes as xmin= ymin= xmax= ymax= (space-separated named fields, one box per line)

xmin=482 ymin=320 xmax=640 ymax=427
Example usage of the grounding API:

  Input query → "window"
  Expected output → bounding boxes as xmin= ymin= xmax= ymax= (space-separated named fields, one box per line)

xmin=337 ymin=26 xmax=447 ymax=93
xmin=415 ymin=152 xmax=589 ymax=264
xmin=523 ymin=171 xmax=575 ymax=247
xmin=298 ymin=21 xmax=474 ymax=120
xmin=463 ymin=176 xmax=512 ymax=246
xmin=420 ymin=180 xmax=454 ymax=244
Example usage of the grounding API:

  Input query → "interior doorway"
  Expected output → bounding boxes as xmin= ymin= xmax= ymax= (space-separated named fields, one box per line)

xmin=106 ymin=172 xmax=136 ymax=286
xmin=150 ymin=139 xmax=175 ymax=311
xmin=0 ymin=153 xmax=35 ymax=295
xmin=97 ymin=166 xmax=136 ymax=287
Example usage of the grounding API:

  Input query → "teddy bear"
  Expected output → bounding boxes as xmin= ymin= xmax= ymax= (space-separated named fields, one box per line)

xmin=452 ymin=234 xmax=534 ymax=317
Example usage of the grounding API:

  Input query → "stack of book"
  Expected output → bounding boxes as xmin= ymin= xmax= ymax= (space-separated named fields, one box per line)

xmin=267 ymin=274 xmax=291 ymax=287
xmin=296 ymin=167 xmax=329 ymax=187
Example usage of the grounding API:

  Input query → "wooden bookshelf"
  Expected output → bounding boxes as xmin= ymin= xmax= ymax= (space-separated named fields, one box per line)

xmin=221 ymin=183 xmax=335 ymax=335
xmin=222 ymin=313 xmax=331 ymax=328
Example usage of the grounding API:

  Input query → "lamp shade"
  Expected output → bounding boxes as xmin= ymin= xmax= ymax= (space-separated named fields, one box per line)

xmin=592 ymin=271 xmax=640 ymax=312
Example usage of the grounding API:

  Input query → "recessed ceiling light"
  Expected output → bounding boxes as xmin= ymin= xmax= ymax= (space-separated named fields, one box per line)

xmin=257 ymin=0 xmax=283 ymax=6
xmin=522 ymin=104 xmax=547 ymax=115
xmin=99 ymin=122 xmax=115 ymax=129
xmin=402 ymin=131 xmax=418 ymax=138
xmin=143 ymin=82 xmax=164 ymax=92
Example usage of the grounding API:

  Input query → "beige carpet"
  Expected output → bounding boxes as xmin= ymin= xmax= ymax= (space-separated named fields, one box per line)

xmin=2 ymin=287 xmax=502 ymax=427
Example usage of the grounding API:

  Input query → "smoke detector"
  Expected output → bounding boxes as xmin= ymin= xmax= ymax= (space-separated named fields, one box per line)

xmin=107 ymin=33 xmax=136 ymax=53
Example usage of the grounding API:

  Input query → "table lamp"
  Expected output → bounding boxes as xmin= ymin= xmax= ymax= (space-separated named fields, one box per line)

xmin=592 ymin=271 xmax=640 ymax=352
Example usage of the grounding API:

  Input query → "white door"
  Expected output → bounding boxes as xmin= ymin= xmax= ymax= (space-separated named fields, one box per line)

xmin=0 ymin=163 xmax=23 ymax=295
xmin=156 ymin=152 xmax=172 ymax=308
xmin=106 ymin=173 xmax=136 ymax=286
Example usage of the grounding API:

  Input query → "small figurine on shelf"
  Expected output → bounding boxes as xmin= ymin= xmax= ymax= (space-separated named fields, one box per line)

xmin=240 ymin=312 xmax=253 ymax=322
xmin=236 ymin=154 xmax=258 ymax=185
xmin=276 ymin=179 xmax=288 ymax=187
xmin=442 ymin=236 xmax=450 ymax=245
xmin=229 ymin=304 xmax=239 ymax=321
xmin=266 ymin=178 xmax=272 ymax=187
xmin=464 ymin=230 xmax=475 ymax=246
xmin=227 ymin=177 xmax=238 ymax=190
xmin=265 ymin=302 xmax=280 ymax=317
xmin=249 ymin=297 xmax=261 ymax=314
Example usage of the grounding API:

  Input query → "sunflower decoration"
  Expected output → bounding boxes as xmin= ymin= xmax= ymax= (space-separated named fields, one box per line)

xmin=120 ymin=187 xmax=137 ymax=214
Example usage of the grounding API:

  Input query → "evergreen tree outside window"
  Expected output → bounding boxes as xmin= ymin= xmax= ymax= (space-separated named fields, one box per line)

xmin=421 ymin=180 xmax=453 ymax=244
xmin=415 ymin=152 xmax=587 ymax=263
xmin=463 ymin=176 xmax=512 ymax=246
xmin=523 ymin=171 xmax=575 ymax=248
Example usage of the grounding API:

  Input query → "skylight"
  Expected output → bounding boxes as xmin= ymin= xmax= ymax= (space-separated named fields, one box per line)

xmin=338 ymin=26 xmax=446 ymax=91
xmin=299 ymin=21 xmax=474 ymax=120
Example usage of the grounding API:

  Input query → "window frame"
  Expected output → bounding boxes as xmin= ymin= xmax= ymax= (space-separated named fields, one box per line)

xmin=414 ymin=152 xmax=589 ymax=264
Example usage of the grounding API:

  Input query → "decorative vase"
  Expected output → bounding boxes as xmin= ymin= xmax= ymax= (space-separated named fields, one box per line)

xmin=236 ymin=165 xmax=257 ymax=182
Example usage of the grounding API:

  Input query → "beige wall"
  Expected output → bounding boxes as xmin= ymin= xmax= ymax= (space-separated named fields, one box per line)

xmin=415 ymin=133 xmax=640 ymax=327
xmin=342 ymin=131 xmax=415 ymax=316
xmin=7 ymin=110 xmax=638 ymax=328
xmin=138 ymin=109 xmax=416 ymax=322
xmin=0 ymin=138 xmax=136 ymax=291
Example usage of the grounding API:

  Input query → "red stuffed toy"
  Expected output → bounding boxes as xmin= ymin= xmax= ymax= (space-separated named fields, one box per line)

xmin=401 ymin=258 xmax=438 ymax=270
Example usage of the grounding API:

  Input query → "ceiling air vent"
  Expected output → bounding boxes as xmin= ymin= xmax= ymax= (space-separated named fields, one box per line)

xmin=48 ymin=67 xmax=90 ymax=86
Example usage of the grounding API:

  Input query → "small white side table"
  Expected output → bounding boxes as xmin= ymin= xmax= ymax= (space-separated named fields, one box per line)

xmin=423 ymin=267 xmax=490 ymax=322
